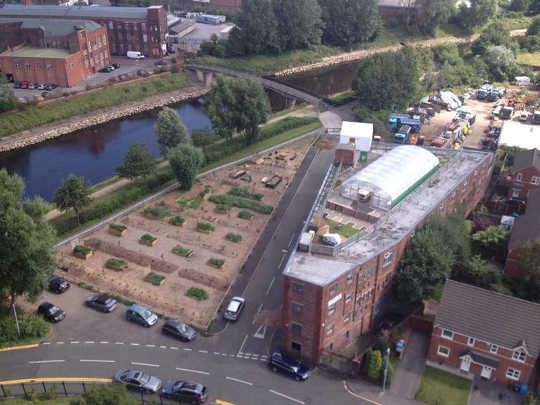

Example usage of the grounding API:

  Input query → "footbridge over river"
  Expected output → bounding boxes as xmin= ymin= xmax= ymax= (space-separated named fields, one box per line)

xmin=184 ymin=64 xmax=325 ymax=108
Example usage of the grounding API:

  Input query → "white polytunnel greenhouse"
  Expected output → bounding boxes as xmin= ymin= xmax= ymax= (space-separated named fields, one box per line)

xmin=339 ymin=145 xmax=439 ymax=210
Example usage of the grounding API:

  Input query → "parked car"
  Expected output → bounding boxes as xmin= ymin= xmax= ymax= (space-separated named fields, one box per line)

xmin=126 ymin=304 xmax=158 ymax=327
xmin=28 ymin=83 xmax=36 ymax=90
xmin=21 ymin=81 xmax=29 ymax=89
xmin=99 ymin=66 xmax=114 ymax=73
xmin=14 ymin=81 xmax=22 ymax=89
xmin=45 ymin=83 xmax=57 ymax=91
xmin=114 ymin=369 xmax=161 ymax=394
xmin=269 ymin=352 xmax=310 ymax=381
xmin=85 ymin=293 xmax=117 ymax=313
xmin=112 ymin=63 xmax=120 ymax=69
xmin=223 ymin=296 xmax=245 ymax=321
xmin=49 ymin=276 xmax=70 ymax=294
xmin=160 ymin=380 xmax=208 ymax=404
xmin=37 ymin=302 xmax=66 ymax=323
xmin=37 ymin=84 xmax=46 ymax=90
xmin=162 ymin=319 xmax=196 ymax=341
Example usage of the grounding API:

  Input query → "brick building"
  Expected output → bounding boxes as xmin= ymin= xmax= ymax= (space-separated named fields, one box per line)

xmin=507 ymin=149 xmax=540 ymax=201
xmin=0 ymin=4 xmax=168 ymax=57
xmin=427 ymin=280 xmax=540 ymax=386
xmin=504 ymin=188 xmax=540 ymax=278
xmin=281 ymin=145 xmax=494 ymax=364
xmin=0 ymin=18 xmax=110 ymax=87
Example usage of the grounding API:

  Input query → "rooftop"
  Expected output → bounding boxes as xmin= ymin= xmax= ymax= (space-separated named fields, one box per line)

xmin=0 ymin=18 xmax=101 ymax=36
xmin=2 ymin=46 xmax=71 ymax=58
xmin=284 ymin=146 xmax=490 ymax=286
xmin=512 ymin=148 xmax=540 ymax=172
xmin=0 ymin=4 xmax=151 ymax=19
xmin=499 ymin=121 xmax=540 ymax=150
xmin=508 ymin=188 xmax=540 ymax=250
xmin=436 ymin=280 xmax=540 ymax=358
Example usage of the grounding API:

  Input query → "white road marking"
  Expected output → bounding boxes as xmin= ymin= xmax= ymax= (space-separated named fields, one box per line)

xmin=42 ymin=342 xmax=50 ymax=345
xmin=29 ymin=360 xmax=65 ymax=364
xmin=245 ymin=353 xmax=251 ymax=356
xmin=269 ymin=389 xmax=305 ymax=404
xmin=100 ymin=341 xmax=109 ymax=344
xmin=80 ymin=359 xmax=116 ymax=363
xmin=221 ymin=353 xmax=228 ymax=356
xmin=184 ymin=348 xmax=192 ymax=351
xmin=288 ymin=234 xmax=295 ymax=248
xmin=252 ymin=355 xmax=259 ymax=359
xmin=226 ymin=376 xmax=253 ymax=386
xmin=70 ymin=341 xmax=80 ymax=344
xmin=266 ymin=277 xmax=275 ymax=296
xmin=146 ymin=345 xmax=156 ymax=348
xmin=176 ymin=367 xmax=210 ymax=375
xmin=84 ymin=341 xmax=95 ymax=344
xmin=236 ymin=354 xmax=244 ymax=358
xmin=56 ymin=342 xmax=64 ymax=345
xmin=170 ymin=347 xmax=179 ymax=350
xmin=214 ymin=352 xmax=220 ymax=355
xmin=252 ymin=304 xmax=264 ymax=325
xmin=199 ymin=350 xmax=208 ymax=354
xmin=130 ymin=343 xmax=140 ymax=346
xmin=279 ymin=254 xmax=286 ymax=267
xmin=253 ymin=324 xmax=267 ymax=339
xmin=237 ymin=334 xmax=248 ymax=355
xmin=115 ymin=342 xmax=124 ymax=345
xmin=132 ymin=362 xmax=159 ymax=368
xmin=159 ymin=345 xmax=167 ymax=349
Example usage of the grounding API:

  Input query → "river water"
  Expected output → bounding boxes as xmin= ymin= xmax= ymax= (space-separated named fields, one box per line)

xmin=0 ymin=99 xmax=212 ymax=201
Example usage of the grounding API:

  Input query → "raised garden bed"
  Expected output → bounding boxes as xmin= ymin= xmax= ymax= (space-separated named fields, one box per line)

xmin=109 ymin=223 xmax=127 ymax=236
xmin=228 ymin=187 xmax=263 ymax=201
xmin=73 ymin=245 xmax=93 ymax=259
xmin=169 ymin=216 xmax=185 ymax=226
xmin=238 ymin=210 xmax=253 ymax=220
xmin=105 ymin=257 xmax=128 ymax=271
xmin=144 ymin=272 xmax=166 ymax=286
xmin=225 ymin=233 xmax=242 ymax=243
xmin=186 ymin=287 xmax=208 ymax=301
xmin=207 ymin=258 xmax=225 ymax=269
xmin=139 ymin=233 xmax=158 ymax=246
xmin=172 ymin=245 xmax=193 ymax=257
xmin=209 ymin=194 xmax=272 ymax=214
xmin=197 ymin=222 xmax=215 ymax=233
xmin=143 ymin=206 xmax=171 ymax=219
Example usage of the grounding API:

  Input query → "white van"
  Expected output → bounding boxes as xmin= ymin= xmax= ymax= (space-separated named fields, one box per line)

xmin=126 ymin=51 xmax=144 ymax=60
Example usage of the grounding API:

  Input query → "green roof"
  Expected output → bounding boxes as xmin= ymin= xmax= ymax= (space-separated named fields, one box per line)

xmin=4 ymin=47 xmax=71 ymax=59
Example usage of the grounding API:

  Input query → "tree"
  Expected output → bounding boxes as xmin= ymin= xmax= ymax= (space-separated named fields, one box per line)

xmin=320 ymin=0 xmax=380 ymax=48
xmin=510 ymin=0 xmax=531 ymax=11
xmin=69 ymin=384 xmax=137 ymax=405
xmin=456 ymin=0 xmax=496 ymax=31
xmin=527 ymin=16 xmax=540 ymax=35
xmin=365 ymin=350 xmax=383 ymax=380
xmin=155 ymin=107 xmax=189 ymax=157
xmin=53 ymin=174 xmax=91 ymax=225
xmin=353 ymin=47 xmax=421 ymax=110
xmin=207 ymin=75 xmax=271 ymax=144
xmin=414 ymin=0 xmax=456 ymax=35
xmin=453 ymin=254 xmax=503 ymax=290
xmin=472 ymin=22 xmax=517 ymax=55
xmin=0 ymin=76 xmax=17 ymax=113
xmin=484 ymin=45 xmax=517 ymax=81
xmin=471 ymin=225 xmax=510 ymax=259
xmin=0 ymin=169 xmax=55 ymax=308
xmin=275 ymin=0 xmax=324 ymax=51
xmin=116 ymin=142 xmax=156 ymax=181
xmin=168 ymin=144 xmax=205 ymax=191
xmin=518 ymin=238 xmax=540 ymax=276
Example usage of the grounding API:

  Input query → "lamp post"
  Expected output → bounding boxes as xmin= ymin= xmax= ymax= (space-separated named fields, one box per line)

xmin=382 ymin=347 xmax=390 ymax=393
xmin=12 ymin=303 xmax=21 ymax=338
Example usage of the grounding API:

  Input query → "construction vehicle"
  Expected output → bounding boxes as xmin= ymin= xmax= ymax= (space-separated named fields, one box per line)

xmin=393 ymin=125 xmax=412 ymax=144
xmin=388 ymin=113 xmax=422 ymax=131
xmin=477 ymin=84 xmax=493 ymax=100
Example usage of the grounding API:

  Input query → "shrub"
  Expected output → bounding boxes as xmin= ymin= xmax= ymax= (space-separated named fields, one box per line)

xmin=73 ymin=245 xmax=92 ymax=255
xmin=209 ymin=194 xmax=272 ymax=214
xmin=169 ymin=216 xmax=185 ymax=225
xmin=143 ymin=206 xmax=171 ymax=219
xmin=192 ymin=128 xmax=221 ymax=147
xmin=172 ymin=245 xmax=193 ymax=257
xmin=177 ymin=197 xmax=202 ymax=210
xmin=109 ymin=223 xmax=127 ymax=232
xmin=199 ymin=185 xmax=212 ymax=199
xmin=186 ymin=287 xmax=208 ymax=301
xmin=105 ymin=257 xmax=126 ymax=268
xmin=207 ymin=258 xmax=225 ymax=268
xmin=144 ymin=272 xmax=165 ymax=286
xmin=238 ymin=210 xmax=253 ymax=219
xmin=0 ymin=307 xmax=49 ymax=347
xmin=140 ymin=233 xmax=157 ymax=244
xmin=216 ymin=204 xmax=232 ymax=212
xmin=228 ymin=186 xmax=263 ymax=201
xmin=225 ymin=233 xmax=242 ymax=243
xmin=197 ymin=222 xmax=215 ymax=232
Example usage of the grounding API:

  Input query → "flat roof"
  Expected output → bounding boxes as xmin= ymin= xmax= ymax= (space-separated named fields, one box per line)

xmin=0 ymin=4 xmax=150 ymax=19
xmin=284 ymin=146 xmax=491 ymax=286
xmin=3 ymin=46 xmax=71 ymax=58
xmin=0 ymin=18 xmax=101 ymax=36
xmin=499 ymin=121 xmax=540 ymax=150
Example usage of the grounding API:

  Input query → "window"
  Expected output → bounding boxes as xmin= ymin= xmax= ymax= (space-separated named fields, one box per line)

xmin=441 ymin=329 xmax=453 ymax=340
xmin=346 ymin=273 xmax=354 ymax=284
xmin=512 ymin=189 xmax=520 ymax=198
xmin=516 ymin=173 xmax=523 ymax=182
xmin=467 ymin=337 xmax=475 ymax=347
xmin=437 ymin=345 xmax=450 ymax=357
xmin=532 ymin=176 xmax=540 ymax=185
xmin=506 ymin=368 xmax=521 ymax=380
xmin=345 ymin=293 xmax=352 ymax=303
xmin=490 ymin=344 xmax=498 ymax=354
xmin=108 ymin=21 xmax=113 ymax=29
xmin=326 ymin=324 xmax=334 ymax=335
xmin=291 ymin=341 xmax=301 ymax=351
xmin=292 ymin=303 xmax=303 ymax=313
xmin=383 ymin=251 xmax=393 ymax=267
xmin=292 ymin=282 xmax=304 ymax=294
xmin=328 ymin=303 xmax=336 ymax=315
xmin=344 ymin=313 xmax=351 ymax=323
xmin=291 ymin=323 xmax=302 ymax=336
xmin=14 ymin=62 xmax=20 ymax=70
xmin=513 ymin=350 xmax=526 ymax=362
xmin=36 ymin=63 xmax=42 ymax=70
xmin=329 ymin=283 xmax=338 ymax=295
xmin=25 ymin=62 xmax=31 ymax=72
xmin=46 ymin=63 xmax=52 ymax=70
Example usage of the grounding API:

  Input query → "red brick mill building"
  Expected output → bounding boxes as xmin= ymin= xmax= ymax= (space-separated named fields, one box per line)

xmin=281 ymin=145 xmax=495 ymax=364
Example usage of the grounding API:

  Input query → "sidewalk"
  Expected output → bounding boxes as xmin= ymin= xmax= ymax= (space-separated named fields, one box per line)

xmin=345 ymin=378 xmax=421 ymax=405
xmin=390 ymin=331 xmax=429 ymax=399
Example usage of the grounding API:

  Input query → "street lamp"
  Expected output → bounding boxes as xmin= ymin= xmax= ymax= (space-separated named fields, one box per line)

xmin=382 ymin=347 xmax=390 ymax=393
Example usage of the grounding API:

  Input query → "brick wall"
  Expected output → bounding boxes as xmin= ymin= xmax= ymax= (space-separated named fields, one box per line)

xmin=507 ymin=166 xmax=540 ymax=201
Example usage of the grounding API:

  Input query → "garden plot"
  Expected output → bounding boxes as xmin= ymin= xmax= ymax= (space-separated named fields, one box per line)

xmin=57 ymin=136 xmax=314 ymax=328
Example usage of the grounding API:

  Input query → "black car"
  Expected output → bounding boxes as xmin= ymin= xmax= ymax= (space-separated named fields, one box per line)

xmin=126 ymin=304 xmax=158 ymax=327
xmin=112 ymin=63 xmax=120 ymax=69
xmin=99 ymin=66 xmax=114 ymax=73
xmin=44 ymin=83 xmax=57 ymax=91
xmin=269 ymin=352 xmax=310 ymax=381
xmin=49 ymin=276 xmax=70 ymax=294
xmin=114 ymin=369 xmax=162 ymax=394
xmin=85 ymin=293 xmax=117 ymax=313
xmin=162 ymin=319 xmax=197 ymax=341
xmin=37 ymin=302 xmax=66 ymax=323
xmin=160 ymin=380 xmax=208 ymax=404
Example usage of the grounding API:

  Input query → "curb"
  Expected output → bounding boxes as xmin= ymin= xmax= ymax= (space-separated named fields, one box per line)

xmin=0 ymin=377 xmax=112 ymax=385
xmin=0 ymin=344 xmax=39 ymax=353
xmin=343 ymin=380 xmax=383 ymax=405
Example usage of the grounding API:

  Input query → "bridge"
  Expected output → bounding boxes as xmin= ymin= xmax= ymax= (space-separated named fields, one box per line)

xmin=184 ymin=64 xmax=325 ymax=108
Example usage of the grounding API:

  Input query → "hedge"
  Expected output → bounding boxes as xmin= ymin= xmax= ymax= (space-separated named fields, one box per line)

xmin=186 ymin=287 xmax=208 ymax=301
xmin=228 ymin=187 xmax=263 ymax=201
xmin=144 ymin=206 xmax=171 ymax=219
xmin=209 ymin=194 xmax=272 ymax=214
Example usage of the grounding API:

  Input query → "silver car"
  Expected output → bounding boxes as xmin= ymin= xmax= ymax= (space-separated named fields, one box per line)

xmin=223 ymin=297 xmax=245 ymax=321
xmin=114 ymin=369 xmax=162 ymax=394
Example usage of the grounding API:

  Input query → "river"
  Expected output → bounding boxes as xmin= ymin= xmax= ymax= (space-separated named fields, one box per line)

xmin=0 ymin=99 xmax=212 ymax=201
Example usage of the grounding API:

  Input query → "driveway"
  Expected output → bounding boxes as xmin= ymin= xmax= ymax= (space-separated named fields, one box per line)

xmin=469 ymin=378 xmax=522 ymax=405
xmin=390 ymin=331 xmax=429 ymax=400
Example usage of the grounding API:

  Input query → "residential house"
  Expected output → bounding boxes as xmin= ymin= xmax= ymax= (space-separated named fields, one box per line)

xmin=507 ymin=149 xmax=540 ymax=201
xmin=428 ymin=280 xmax=540 ymax=386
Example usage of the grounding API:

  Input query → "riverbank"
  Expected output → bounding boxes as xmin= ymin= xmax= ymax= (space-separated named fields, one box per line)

xmin=0 ymin=75 xmax=207 ymax=153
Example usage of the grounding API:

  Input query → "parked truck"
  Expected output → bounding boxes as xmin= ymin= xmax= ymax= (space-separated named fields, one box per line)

xmin=393 ymin=125 xmax=412 ymax=144
xmin=533 ymin=111 xmax=540 ymax=124
xmin=500 ymin=106 xmax=515 ymax=120
xmin=477 ymin=84 xmax=493 ymax=100
xmin=388 ymin=113 xmax=422 ymax=131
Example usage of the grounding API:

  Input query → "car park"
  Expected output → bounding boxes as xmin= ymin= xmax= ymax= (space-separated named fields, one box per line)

xmin=160 ymin=380 xmax=208 ymax=404
xmin=126 ymin=304 xmax=158 ymax=327
xmin=85 ymin=293 xmax=117 ymax=313
xmin=37 ymin=302 xmax=66 ymax=323
xmin=162 ymin=318 xmax=197 ymax=341
xmin=223 ymin=296 xmax=245 ymax=321
xmin=269 ymin=352 xmax=310 ymax=381
xmin=114 ymin=370 xmax=161 ymax=394
xmin=49 ymin=276 xmax=70 ymax=294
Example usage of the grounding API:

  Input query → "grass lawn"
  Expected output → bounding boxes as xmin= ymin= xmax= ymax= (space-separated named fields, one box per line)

xmin=517 ymin=52 xmax=540 ymax=67
xmin=326 ymin=218 xmax=361 ymax=238
xmin=415 ymin=366 xmax=472 ymax=405
xmin=0 ymin=73 xmax=190 ymax=138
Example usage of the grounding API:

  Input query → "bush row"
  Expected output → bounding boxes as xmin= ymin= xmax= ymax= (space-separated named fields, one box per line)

xmin=228 ymin=186 xmax=263 ymax=201
xmin=209 ymin=194 xmax=273 ymax=214
xmin=0 ymin=307 xmax=49 ymax=347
